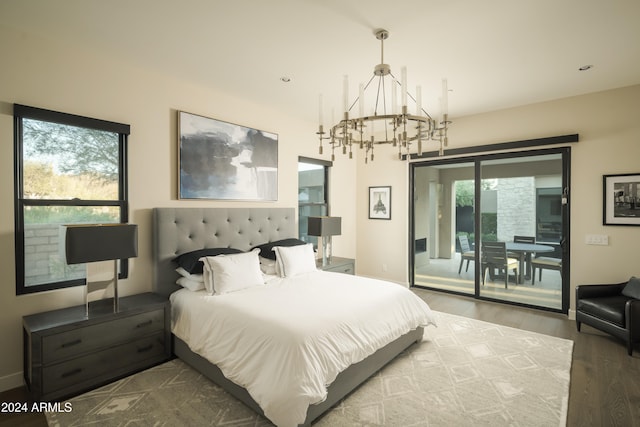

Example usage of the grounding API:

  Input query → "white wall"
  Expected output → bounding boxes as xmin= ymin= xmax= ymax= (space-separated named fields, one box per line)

xmin=0 ymin=25 xmax=355 ymax=390
xmin=355 ymin=84 xmax=640 ymax=316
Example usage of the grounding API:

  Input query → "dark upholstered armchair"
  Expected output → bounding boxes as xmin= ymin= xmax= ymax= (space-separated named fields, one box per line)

xmin=576 ymin=278 xmax=640 ymax=356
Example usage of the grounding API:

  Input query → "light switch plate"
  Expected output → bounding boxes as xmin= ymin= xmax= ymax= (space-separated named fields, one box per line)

xmin=585 ymin=234 xmax=609 ymax=245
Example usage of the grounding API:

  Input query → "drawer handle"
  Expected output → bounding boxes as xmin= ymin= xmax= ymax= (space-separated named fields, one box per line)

xmin=136 ymin=320 xmax=153 ymax=328
xmin=61 ymin=339 xmax=82 ymax=348
xmin=137 ymin=344 xmax=154 ymax=353
xmin=61 ymin=368 xmax=82 ymax=378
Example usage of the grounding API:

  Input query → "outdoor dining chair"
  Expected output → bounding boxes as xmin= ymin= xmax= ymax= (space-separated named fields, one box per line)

xmin=457 ymin=234 xmax=475 ymax=274
xmin=482 ymin=241 xmax=519 ymax=289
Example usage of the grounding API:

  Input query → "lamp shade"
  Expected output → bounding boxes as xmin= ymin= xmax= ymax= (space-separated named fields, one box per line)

xmin=307 ymin=216 xmax=341 ymax=237
xmin=65 ymin=224 xmax=138 ymax=264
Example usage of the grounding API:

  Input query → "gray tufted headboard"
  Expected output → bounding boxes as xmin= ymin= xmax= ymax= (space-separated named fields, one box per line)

xmin=152 ymin=207 xmax=296 ymax=297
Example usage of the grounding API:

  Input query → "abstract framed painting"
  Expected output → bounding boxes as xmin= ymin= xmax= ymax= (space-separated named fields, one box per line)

xmin=603 ymin=173 xmax=640 ymax=225
xmin=369 ymin=186 xmax=391 ymax=219
xmin=178 ymin=111 xmax=278 ymax=200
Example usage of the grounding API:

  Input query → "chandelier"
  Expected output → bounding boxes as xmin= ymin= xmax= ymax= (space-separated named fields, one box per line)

xmin=317 ymin=29 xmax=451 ymax=162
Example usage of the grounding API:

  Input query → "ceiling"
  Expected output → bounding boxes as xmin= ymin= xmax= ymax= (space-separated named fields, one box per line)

xmin=2 ymin=0 xmax=640 ymax=124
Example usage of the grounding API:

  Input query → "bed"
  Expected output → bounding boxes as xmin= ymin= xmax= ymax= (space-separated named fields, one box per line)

xmin=152 ymin=207 xmax=435 ymax=426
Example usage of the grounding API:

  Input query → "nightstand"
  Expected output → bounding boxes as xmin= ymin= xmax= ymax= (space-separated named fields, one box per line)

xmin=317 ymin=256 xmax=355 ymax=275
xmin=23 ymin=292 xmax=170 ymax=401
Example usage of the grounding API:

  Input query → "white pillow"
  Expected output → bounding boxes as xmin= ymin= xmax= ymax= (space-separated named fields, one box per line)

xmin=176 ymin=277 xmax=205 ymax=292
xmin=273 ymin=243 xmax=317 ymax=277
xmin=176 ymin=267 xmax=204 ymax=283
xmin=200 ymin=259 xmax=215 ymax=294
xmin=201 ymin=249 xmax=264 ymax=295
xmin=259 ymin=256 xmax=279 ymax=276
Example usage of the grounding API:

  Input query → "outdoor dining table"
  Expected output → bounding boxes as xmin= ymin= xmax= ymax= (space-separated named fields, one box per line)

xmin=504 ymin=241 xmax=555 ymax=282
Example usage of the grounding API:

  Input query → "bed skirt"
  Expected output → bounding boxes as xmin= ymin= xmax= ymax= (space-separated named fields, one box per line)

xmin=173 ymin=326 xmax=424 ymax=426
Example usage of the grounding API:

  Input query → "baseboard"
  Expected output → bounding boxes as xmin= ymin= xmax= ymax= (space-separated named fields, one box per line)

xmin=0 ymin=371 xmax=24 ymax=393
xmin=567 ymin=309 xmax=576 ymax=321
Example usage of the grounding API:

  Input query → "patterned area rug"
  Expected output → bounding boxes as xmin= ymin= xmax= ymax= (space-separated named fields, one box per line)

xmin=46 ymin=311 xmax=573 ymax=427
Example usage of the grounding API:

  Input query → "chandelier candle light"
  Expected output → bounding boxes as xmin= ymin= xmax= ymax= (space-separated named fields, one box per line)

xmin=317 ymin=29 xmax=451 ymax=162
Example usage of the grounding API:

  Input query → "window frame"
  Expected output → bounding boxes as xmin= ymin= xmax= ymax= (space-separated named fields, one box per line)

xmin=14 ymin=104 xmax=131 ymax=295
xmin=298 ymin=156 xmax=332 ymax=248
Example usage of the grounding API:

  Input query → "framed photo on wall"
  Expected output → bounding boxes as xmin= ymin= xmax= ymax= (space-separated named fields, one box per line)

xmin=369 ymin=186 xmax=391 ymax=220
xmin=178 ymin=111 xmax=278 ymax=200
xmin=603 ymin=173 xmax=640 ymax=226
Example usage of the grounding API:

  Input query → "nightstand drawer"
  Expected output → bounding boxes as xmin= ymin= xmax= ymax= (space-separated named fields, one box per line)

xmin=42 ymin=308 xmax=164 ymax=364
xmin=317 ymin=257 xmax=355 ymax=275
xmin=42 ymin=331 xmax=166 ymax=395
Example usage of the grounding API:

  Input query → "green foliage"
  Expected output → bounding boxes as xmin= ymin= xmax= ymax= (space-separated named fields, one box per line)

xmin=23 ymin=162 xmax=55 ymax=198
xmin=455 ymin=180 xmax=474 ymax=207
xmin=23 ymin=162 xmax=118 ymax=200
xmin=456 ymin=179 xmax=499 ymax=207
xmin=481 ymin=212 xmax=497 ymax=234
xmin=456 ymin=212 xmax=497 ymax=244
xmin=24 ymin=206 xmax=117 ymax=224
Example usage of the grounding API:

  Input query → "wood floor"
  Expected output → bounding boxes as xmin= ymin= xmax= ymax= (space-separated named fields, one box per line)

xmin=2 ymin=289 xmax=638 ymax=427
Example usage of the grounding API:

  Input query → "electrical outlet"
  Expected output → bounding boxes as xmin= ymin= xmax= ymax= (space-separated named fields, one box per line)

xmin=382 ymin=264 xmax=388 ymax=272
xmin=585 ymin=234 xmax=609 ymax=245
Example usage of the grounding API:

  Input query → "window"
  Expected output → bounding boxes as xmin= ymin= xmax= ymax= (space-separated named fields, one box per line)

xmin=298 ymin=157 xmax=331 ymax=248
xmin=14 ymin=104 xmax=130 ymax=295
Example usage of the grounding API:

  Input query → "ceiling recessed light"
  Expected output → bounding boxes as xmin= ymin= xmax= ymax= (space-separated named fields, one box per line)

xmin=578 ymin=65 xmax=593 ymax=71
xmin=280 ymin=76 xmax=291 ymax=83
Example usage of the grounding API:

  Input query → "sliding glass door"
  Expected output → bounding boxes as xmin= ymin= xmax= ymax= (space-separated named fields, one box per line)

xmin=411 ymin=148 xmax=569 ymax=313
xmin=477 ymin=153 xmax=565 ymax=310
xmin=412 ymin=161 xmax=476 ymax=295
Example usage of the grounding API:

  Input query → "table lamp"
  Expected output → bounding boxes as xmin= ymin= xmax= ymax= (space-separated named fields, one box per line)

xmin=307 ymin=216 xmax=341 ymax=266
xmin=65 ymin=223 xmax=138 ymax=316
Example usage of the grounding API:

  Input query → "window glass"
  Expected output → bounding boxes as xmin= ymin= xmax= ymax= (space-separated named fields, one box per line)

xmin=298 ymin=162 xmax=325 ymax=203
xmin=23 ymin=119 xmax=119 ymax=200
xmin=23 ymin=206 xmax=121 ymax=286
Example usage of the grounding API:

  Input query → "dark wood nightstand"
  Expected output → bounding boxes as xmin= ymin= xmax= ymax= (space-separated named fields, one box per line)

xmin=23 ymin=292 xmax=170 ymax=401
xmin=317 ymin=256 xmax=355 ymax=275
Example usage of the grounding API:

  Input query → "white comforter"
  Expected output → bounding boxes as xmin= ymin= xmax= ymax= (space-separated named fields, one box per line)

xmin=170 ymin=270 xmax=436 ymax=427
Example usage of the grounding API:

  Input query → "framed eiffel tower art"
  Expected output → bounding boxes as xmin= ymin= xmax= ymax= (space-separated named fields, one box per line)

xmin=369 ymin=186 xmax=391 ymax=220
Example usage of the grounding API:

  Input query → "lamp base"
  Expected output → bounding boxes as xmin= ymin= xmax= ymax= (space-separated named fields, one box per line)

xmin=321 ymin=236 xmax=333 ymax=267
xmin=85 ymin=260 xmax=119 ymax=317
